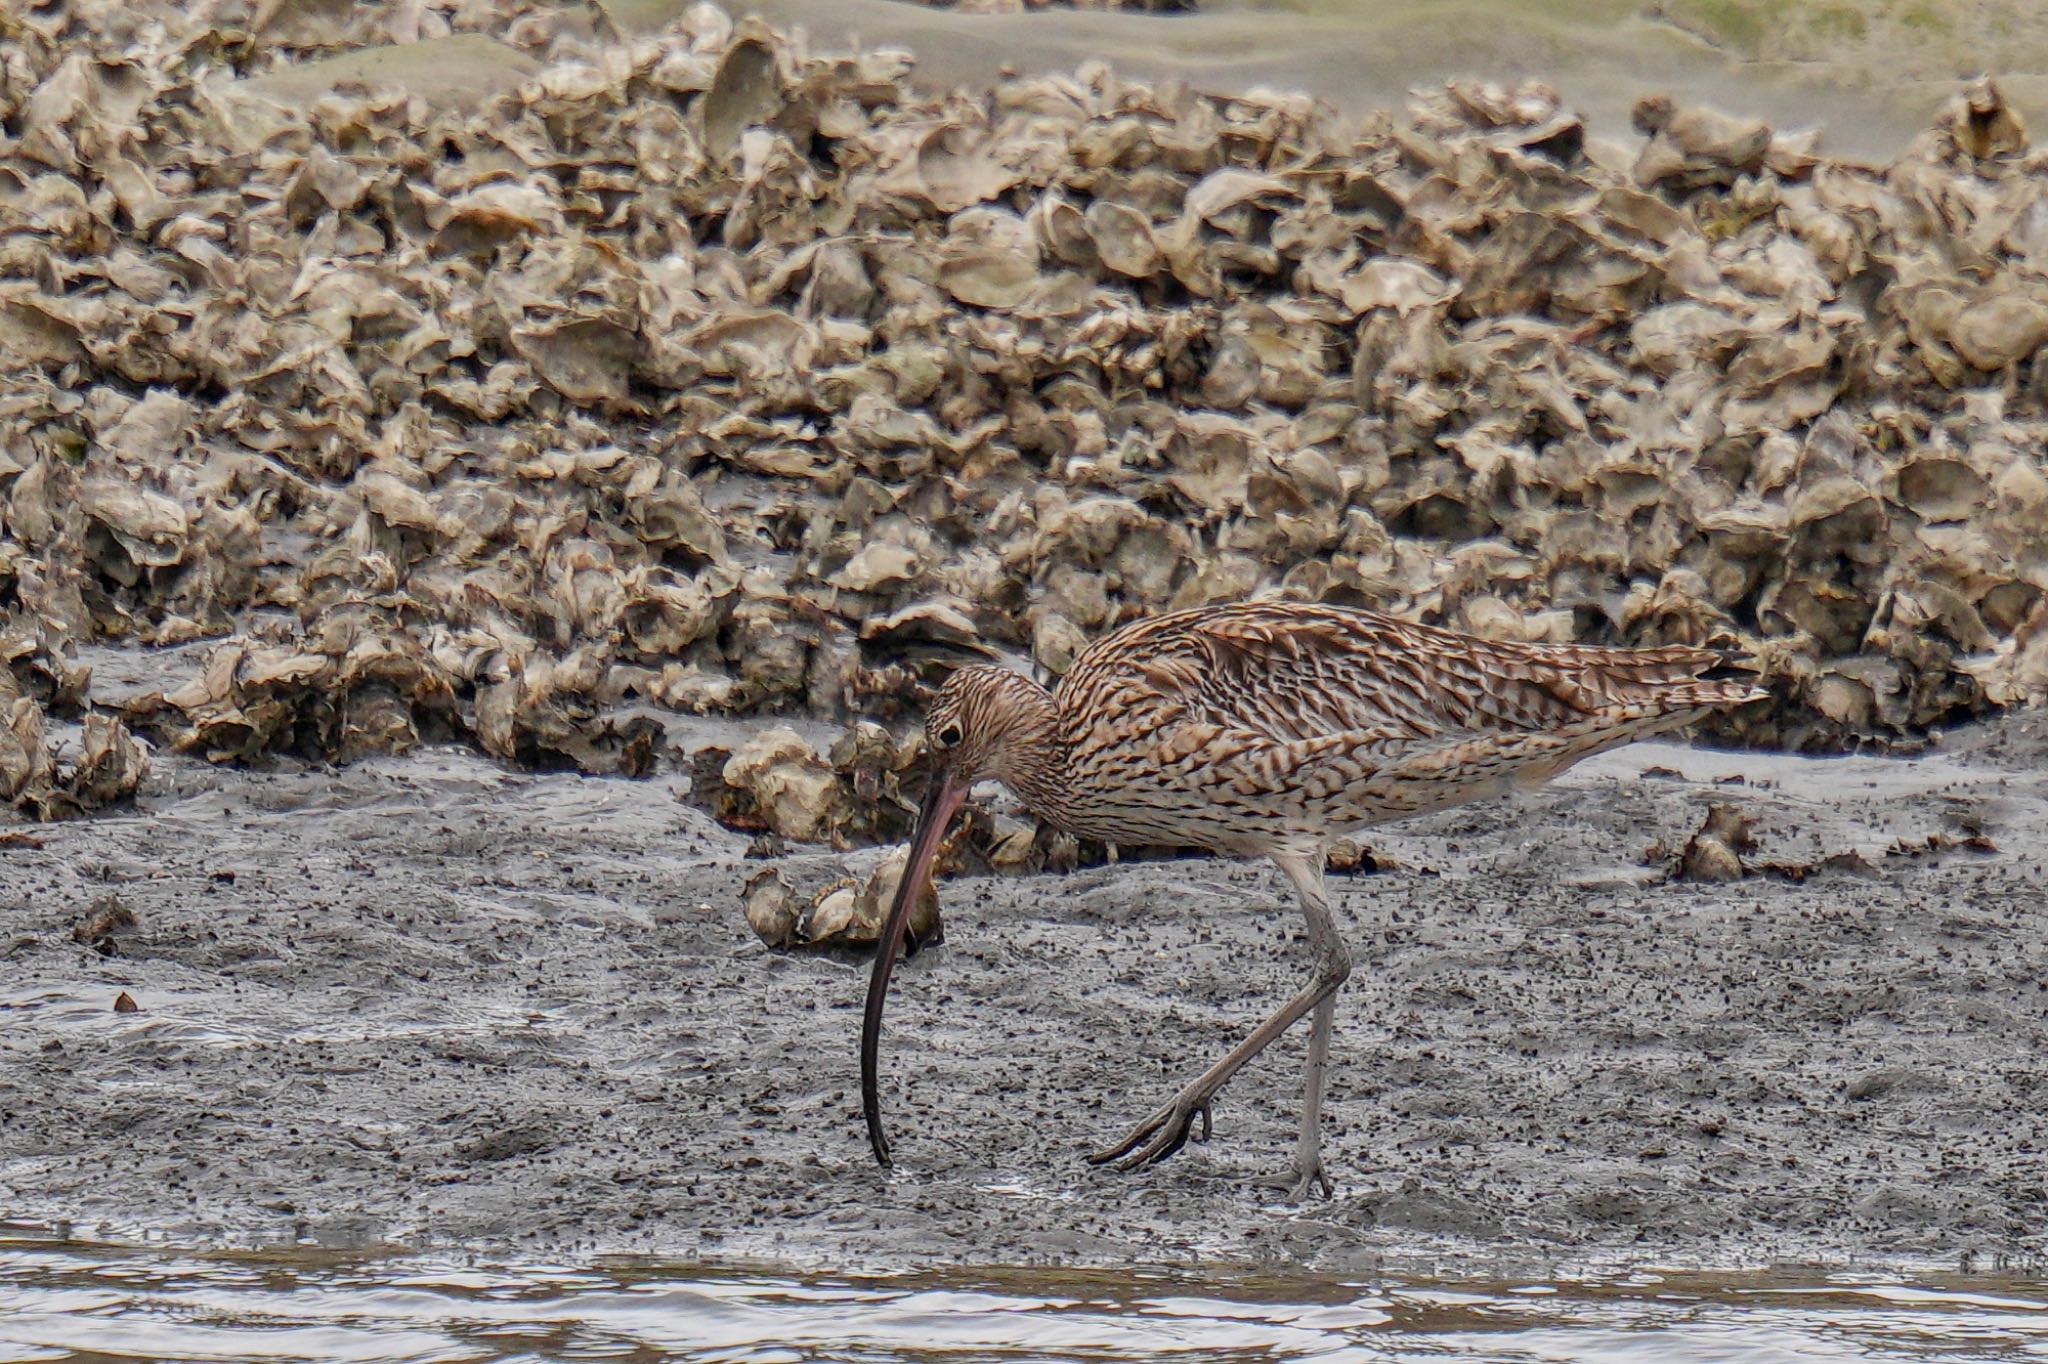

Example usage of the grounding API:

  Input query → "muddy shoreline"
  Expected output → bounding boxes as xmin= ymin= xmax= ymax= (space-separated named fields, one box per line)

xmin=5 ymin=710 xmax=2047 ymax=1273
xmin=7 ymin=0 xmax=2048 ymax=1277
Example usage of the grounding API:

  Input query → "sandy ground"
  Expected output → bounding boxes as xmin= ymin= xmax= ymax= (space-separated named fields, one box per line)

xmin=5 ymin=705 xmax=2047 ymax=1274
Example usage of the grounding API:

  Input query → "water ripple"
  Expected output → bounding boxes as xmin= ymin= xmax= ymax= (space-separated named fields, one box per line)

xmin=1 ymin=1238 xmax=2043 ymax=1364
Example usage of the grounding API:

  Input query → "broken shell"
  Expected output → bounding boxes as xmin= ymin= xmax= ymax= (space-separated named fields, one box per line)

xmin=1672 ymin=804 xmax=1757 ymax=884
xmin=1084 ymin=200 xmax=1162 ymax=279
xmin=66 ymin=714 xmax=149 ymax=808
xmin=1945 ymin=77 xmax=2028 ymax=162
xmin=0 ymin=697 xmax=53 ymax=808
xmin=743 ymin=865 xmax=801 ymax=948
xmin=938 ymin=208 xmax=1042 ymax=309
xmin=1948 ymin=288 xmax=2048 ymax=371
xmin=77 ymin=478 xmax=189 ymax=569
xmin=0 ymin=696 xmax=147 ymax=820
xmin=702 ymin=35 xmax=785 ymax=162
xmin=828 ymin=542 xmax=922 ymax=594
xmin=854 ymin=845 xmax=942 ymax=950
xmin=720 ymin=727 xmax=848 ymax=845
xmin=801 ymin=877 xmax=864 ymax=944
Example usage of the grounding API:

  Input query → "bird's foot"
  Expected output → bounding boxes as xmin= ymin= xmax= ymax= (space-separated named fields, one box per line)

xmin=1086 ymin=1090 xmax=1216 ymax=1171
xmin=1249 ymin=1158 xmax=1334 ymax=1202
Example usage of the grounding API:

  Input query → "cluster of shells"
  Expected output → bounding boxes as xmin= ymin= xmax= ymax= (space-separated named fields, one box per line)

xmin=705 ymin=719 xmax=1089 ymax=943
xmin=0 ymin=617 xmax=147 ymax=817
xmin=4 ymin=0 xmax=2048 ymax=828
xmin=740 ymin=848 xmax=943 ymax=951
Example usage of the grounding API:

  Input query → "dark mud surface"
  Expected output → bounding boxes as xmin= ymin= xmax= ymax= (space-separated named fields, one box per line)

xmin=5 ymin=712 xmax=2048 ymax=1274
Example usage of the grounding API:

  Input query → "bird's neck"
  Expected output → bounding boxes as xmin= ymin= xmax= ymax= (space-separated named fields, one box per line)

xmin=987 ymin=677 xmax=1070 ymax=821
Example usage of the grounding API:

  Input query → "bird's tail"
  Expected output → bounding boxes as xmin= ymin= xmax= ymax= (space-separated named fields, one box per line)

xmin=1521 ymin=640 xmax=1769 ymax=716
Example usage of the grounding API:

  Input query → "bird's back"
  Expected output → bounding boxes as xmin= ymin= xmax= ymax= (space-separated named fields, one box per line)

xmin=1044 ymin=602 xmax=1762 ymax=853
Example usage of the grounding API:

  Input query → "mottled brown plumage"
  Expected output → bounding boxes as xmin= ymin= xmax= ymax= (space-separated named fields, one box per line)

xmin=861 ymin=601 xmax=1764 ymax=1196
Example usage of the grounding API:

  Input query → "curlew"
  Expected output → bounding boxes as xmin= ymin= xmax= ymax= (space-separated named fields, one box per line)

xmin=860 ymin=601 xmax=1764 ymax=1198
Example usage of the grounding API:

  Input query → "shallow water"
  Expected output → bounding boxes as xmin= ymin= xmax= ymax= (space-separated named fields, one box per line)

xmin=3 ymin=1234 xmax=2045 ymax=1364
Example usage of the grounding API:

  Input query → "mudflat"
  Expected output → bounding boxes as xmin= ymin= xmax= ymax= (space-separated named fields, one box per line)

xmin=7 ymin=0 xmax=2048 ymax=1279
xmin=611 ymin=0 xmax=2048 ymax=160
xmin=5 ymin=711 xmax=2044 ymax=1272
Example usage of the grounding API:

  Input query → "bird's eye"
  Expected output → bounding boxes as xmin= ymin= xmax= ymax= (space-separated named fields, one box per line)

xmin=934 ymin=722 xmax=963 ymax=748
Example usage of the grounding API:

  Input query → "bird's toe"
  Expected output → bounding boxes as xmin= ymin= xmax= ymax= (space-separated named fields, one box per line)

xmin=1250 ymin=1161 xmax=1334 ymax=1202
xmin=1091 ymin=1094 xmax=1214 ymax=1170
xmin=1085 ymin=1120 xmax=1149 ymax=1167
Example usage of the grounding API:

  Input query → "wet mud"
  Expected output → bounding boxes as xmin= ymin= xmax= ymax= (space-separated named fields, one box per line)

xmin=6 ymin=711 xmax=2048 ymax=1272
xmin=7 ymin=0 xmax=2048 ymax=1279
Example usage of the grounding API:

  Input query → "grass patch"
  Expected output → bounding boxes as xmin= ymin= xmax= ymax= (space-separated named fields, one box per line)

xmin=1894 ymin=1 xmax=1946 ymax=34
xmin=1809 ymin=4 xmax=1868 ymax=40
xmin=1650 ymin=0 xmax=1795 ymax=58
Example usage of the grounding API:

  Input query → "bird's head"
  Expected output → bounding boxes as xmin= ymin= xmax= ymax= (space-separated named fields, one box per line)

xmin=919 ymin=665 xmax=1050 ymax=790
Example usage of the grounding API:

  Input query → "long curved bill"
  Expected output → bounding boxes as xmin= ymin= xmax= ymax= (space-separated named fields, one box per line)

xmin=861 ymin=767 xmax=969 ymax=1168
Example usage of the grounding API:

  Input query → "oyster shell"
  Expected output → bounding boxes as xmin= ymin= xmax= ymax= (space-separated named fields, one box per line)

xmin=0 ymin=5 xmax=2042 ymax=802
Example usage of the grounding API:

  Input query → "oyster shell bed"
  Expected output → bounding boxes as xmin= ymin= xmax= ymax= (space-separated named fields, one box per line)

xmin=4 ymin=1 xmax=2048 ymax=825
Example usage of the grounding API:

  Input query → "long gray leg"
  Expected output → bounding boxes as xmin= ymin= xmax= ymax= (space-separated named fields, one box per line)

xmin=1276 ymin=851 xmax=1342 ymax=1199
xmin=1089 ymin=847 xmax=1350 ymax=1198
xmin=1287 ymin=997 xmax=1338 ymax=1198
